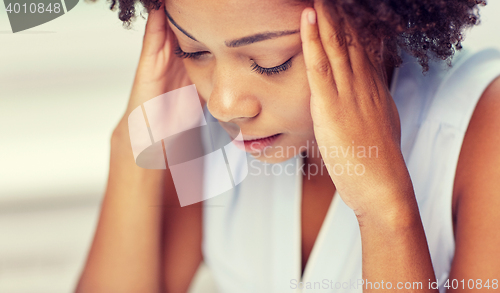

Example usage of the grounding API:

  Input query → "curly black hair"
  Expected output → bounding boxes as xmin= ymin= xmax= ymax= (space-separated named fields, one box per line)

xmin=94 ymin=0 xmax=487 ymax=72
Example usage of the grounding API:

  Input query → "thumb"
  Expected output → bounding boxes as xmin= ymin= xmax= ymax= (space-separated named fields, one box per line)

xmin=141 ymin=2 xmax=167 ymax=57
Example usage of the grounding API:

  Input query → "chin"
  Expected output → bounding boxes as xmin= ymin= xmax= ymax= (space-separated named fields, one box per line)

xmin=247 ymin=148 xmax=299 ymax=164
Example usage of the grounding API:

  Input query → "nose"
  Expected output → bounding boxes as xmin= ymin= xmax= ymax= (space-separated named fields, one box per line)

xmin=207 ymin=62 xmax=261 ymax=123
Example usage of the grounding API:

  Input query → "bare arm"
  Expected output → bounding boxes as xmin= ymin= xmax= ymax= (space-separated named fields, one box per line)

xmin=75 ymin=2 xmax=203 ymax=292
xmin=448 ymin=76 xmax=500 ymax=292
xmin=356 ymin=193 xmax=436 ymax=292
xmin=300 ymin=3 xmax=436 ymax=291
xmin=75 ymin=128 xmax=168 ymax=293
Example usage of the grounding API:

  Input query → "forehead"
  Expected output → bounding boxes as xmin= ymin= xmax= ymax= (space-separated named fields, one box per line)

xmin=166 ymin=0 xmax=307 ymax=43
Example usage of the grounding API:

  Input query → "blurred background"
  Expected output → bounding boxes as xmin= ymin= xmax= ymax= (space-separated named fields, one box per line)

xmin=1 ymin=1 xmax=499 ymax=292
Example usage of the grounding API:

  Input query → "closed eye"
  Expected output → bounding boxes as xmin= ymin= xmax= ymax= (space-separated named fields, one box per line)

xmin=174 ymin=44 xmax=210 ymax=60
xmin=174 ymin=43 xmax=293 ymax=76
xmin=250 ymin=57 xmax=293 ymax=76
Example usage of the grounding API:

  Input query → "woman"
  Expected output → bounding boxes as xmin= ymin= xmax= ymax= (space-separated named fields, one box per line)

xmin=76 ymin=0 xmax=500 ymax=292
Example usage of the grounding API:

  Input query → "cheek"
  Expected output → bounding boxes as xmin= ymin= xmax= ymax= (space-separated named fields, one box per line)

xmin=279 ymin=93 xmax=312 ymax=129
xmin=181 ymin=60 xmax=212 ymax=102
xmin=274 ymin=59 xmax=313 ymax=130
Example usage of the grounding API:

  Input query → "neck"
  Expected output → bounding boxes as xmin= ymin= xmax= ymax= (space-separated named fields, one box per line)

xmin=382 ymin=45 xmax=396 ymax=90
xmin=302 ymin=144 xmax=332 ymax=182
xmin=385 ymin=64 xmax=395 ymax=90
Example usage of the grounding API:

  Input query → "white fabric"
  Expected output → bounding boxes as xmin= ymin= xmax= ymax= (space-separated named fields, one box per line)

xmin=199 ymin=46 xmax=500 ymax=293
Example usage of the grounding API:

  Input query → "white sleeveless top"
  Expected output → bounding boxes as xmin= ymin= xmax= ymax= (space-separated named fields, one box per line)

xmin=199 ymin=46 xmax=500 ymax=293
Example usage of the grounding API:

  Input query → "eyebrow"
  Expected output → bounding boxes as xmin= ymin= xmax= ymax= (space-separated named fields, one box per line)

xmin=164 ymin=7 xmax=300 ymax=48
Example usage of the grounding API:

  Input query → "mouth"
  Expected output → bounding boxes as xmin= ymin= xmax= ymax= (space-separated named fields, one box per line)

xmin=231 ymin=133 xmax=282 ymax=152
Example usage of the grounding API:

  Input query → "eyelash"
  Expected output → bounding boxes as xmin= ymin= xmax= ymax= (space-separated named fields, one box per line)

xmin=250 ymin=57 xmax=293 ymax=76
xmin=173 ymin=44 xmax=293 ymax=76
xmin=174 ymin=44 xmax=208 ymax=60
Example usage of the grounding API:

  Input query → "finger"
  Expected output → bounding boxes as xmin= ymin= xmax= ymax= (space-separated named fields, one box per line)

xmin=300 ymin=8 xmax=339 ymax=108
xmin=343 ymin=21 xmax=381 ymax=80
xmin=163 ymin=24 xmax=177 ymax=61
xmin=142 ymin=2 xmax=167 ymax=57
xmin=343 ymin=22 xmax=389 ymax=101
xmin=314 ymin=0 xmax=353 ymax=91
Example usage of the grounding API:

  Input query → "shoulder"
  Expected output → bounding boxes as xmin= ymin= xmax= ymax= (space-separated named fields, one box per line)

xmin=428 ymin=47 xmax=500 ymax=127
xmin=453 ymin=74 xmax=500 ymax=215
xmin=450 ymin=74 xmax=500 ymax=280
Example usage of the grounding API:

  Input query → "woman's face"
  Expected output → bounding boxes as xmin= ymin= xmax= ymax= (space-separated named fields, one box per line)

xmin=166 ymin=0 xmax=314 ymax=164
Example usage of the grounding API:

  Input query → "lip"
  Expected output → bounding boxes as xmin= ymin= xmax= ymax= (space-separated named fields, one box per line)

xmin=228 ymin=132 xmax=280 ymax=141
xmin=231 ymin=133 xmax=282 ymax=152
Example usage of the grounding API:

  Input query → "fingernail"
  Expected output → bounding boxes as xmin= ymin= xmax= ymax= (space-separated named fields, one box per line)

xmin=308 ymin=10 xmax=316 ymax=25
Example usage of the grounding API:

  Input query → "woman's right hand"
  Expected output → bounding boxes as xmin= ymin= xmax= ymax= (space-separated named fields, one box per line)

xmin=75 ymin=6 xmax=204 ymax=293
xmin=114 ymin=1 xmax=191 ymax=135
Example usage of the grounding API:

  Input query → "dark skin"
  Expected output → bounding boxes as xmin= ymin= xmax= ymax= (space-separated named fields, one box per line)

xmin=75 ymin=1 xmax=500 ymax=292
xmin=301 ymin=65 xmax=395 ymax=277
xmin=300 ymin=74 xmax=500 ymax=285
xmin=300 ymin=157 xmax=336 ymax=277
xmin=449 ymin=75 xmax=500 ymax=286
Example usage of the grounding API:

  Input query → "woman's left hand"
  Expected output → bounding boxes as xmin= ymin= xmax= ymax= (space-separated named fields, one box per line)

xmin=300 ymin=2 xmax=415 ymax=218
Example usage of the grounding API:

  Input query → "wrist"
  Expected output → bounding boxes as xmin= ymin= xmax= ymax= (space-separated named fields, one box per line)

xmin=109 ymin=126 xmax=167 ymax=180
xmin=111 ymin=122 xmax=130 ymax=147
xmin=353 ymin=181 xmax=420 ymax=230
xmin=355 ymin=197 xmax=421 ymax=234
xmin=106 ymin=133 xmax=167 ymax=206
